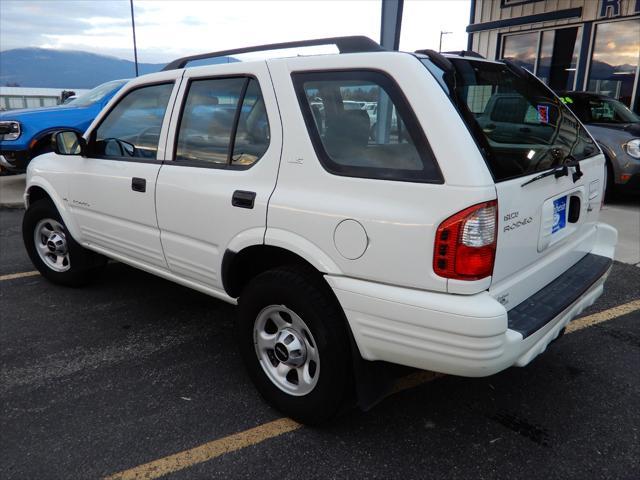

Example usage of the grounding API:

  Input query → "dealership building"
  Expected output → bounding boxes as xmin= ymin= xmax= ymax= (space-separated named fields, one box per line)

xmin=467 ymin=0 xmax=640 ymax=113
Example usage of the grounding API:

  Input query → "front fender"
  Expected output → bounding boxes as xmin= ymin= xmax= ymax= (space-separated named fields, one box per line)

xmin=598 ymin=142 xmax=619 ymax=176
xmin=26 ymin=174 xmax=81 ymax=241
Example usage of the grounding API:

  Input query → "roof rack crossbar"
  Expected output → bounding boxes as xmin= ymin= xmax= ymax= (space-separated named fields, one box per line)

xmin=162 ymin=36 xmax=383 ymax=71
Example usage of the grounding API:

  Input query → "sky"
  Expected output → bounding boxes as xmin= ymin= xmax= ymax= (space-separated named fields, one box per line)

xmin=0 ymin=0 xmax=471 ymax=64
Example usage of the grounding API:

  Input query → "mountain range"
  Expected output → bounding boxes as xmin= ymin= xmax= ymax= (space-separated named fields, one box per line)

xmin=0 ymin=48 xmax=235 ymax=89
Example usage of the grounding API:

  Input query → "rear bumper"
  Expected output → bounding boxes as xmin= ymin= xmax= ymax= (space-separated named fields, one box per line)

xmin=327 ymin=223 xmax=617 ymax=377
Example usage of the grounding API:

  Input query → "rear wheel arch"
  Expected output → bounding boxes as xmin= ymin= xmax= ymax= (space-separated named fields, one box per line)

xmin=222 ymin=245 xmax=326 ymax=298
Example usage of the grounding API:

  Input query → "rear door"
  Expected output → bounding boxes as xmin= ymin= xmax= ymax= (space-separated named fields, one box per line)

xmin=155 ymin=62 xmax=281 ymax=291
xmin=436 ymin=59 xmax=605 ymax=309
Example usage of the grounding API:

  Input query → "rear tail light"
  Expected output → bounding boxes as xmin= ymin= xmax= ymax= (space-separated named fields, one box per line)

xmin=433 ymin=200 xmax=498 ymax=280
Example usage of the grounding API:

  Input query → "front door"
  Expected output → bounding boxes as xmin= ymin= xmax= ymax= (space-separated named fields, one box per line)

xmin=68 ymin=74 xmax=182 ymax=269
xmin=155 ymin=63 xmax=282 ymax=291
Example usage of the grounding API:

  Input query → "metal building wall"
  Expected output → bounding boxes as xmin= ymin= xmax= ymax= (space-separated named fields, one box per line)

xmin=467 ymin=0 xmax=640 ymax=111
xmin=469 ymin=0 xmax=639 ymax=60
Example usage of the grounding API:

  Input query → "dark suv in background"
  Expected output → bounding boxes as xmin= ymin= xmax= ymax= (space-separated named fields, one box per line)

xmin=558 ymin=91 xmax=640 ymax=196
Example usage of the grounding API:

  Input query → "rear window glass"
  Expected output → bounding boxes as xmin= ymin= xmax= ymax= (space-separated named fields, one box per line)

xmin=421 ymin=59 xmax=597 ymax=182
xmin=292 ymin=70 xmax=442 ymax=183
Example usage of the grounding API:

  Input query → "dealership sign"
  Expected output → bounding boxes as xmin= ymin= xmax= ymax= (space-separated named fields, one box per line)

xmin=599 ymin=0 xmax=640 ymax=18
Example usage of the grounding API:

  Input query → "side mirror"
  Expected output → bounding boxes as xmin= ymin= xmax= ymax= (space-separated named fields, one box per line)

xmin=52 ymin=130 xmax=86 ymax=156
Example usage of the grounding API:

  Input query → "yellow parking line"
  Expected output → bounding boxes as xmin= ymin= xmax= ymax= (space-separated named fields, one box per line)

xmin=104 ymin=418 xmax=301 ymax=480
xmin=0 ymin=270 xmax=39 ymax=281
xmin=392 ymin=370 xmax=445 ymax=394
xmin=565 ymin=299 xmax=640 ymax=333
xmin=103 ymin=298 xmax=640 ymax=480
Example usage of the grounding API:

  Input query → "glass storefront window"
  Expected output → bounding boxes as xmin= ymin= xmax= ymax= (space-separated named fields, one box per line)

xmin=549 ymin=27 xmax=581 ymax=91
xmin=503 ymin=27 xmax=581 ymax=91
xmin=502 ymin=31 xmax=538 ymax=72
xmin=587 ymin=18 xmax=640 ymax=110
xmin=536 ymin=30 xmax=555 ymax=85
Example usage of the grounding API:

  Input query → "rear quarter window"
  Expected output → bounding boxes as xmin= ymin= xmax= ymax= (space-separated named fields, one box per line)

xmin=292 ymin=70 xmax=443 ymax=183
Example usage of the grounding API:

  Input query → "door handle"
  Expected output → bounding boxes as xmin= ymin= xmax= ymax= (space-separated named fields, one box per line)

xmin=131 ymin=177 xmax=146 ymax=192
xmin=232 ymin=190 xmax=256 ymax=209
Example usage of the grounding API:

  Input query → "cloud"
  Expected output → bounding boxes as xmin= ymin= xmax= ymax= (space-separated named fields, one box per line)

xmin=0 ymin=1 xmax=131 ymax=54
xmin=0 ymin=0 xmax=471 ymax=64
xmin=592 ymin=19 xmax=640 ymax=65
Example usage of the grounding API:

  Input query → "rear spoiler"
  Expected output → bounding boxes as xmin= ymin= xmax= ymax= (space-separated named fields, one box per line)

xmin=442 ymin=50 xmax=485 ymax=59
xmin=414 ymin=49 xmax=454 ymax=73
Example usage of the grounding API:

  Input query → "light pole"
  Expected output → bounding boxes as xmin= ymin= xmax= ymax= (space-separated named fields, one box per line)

xmin=130 ymin=0 xmax=139 ymax=77
xmin=439 ymin=30 xmax=452 ymax=53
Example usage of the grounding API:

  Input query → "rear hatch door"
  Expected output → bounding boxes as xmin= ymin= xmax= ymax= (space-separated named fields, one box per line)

xmin=442 ymin=59 xmax=604 ymax=310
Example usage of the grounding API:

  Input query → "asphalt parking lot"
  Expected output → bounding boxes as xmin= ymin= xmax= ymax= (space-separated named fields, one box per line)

xmin=1 ymin=206 xmax=639 ymax=480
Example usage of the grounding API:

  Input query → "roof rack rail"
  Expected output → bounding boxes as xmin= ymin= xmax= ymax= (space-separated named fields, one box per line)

xmin=162 ymin=36 xmax=383 ymax=71
xmin=442 ymin=50 xmax=485 ymax=59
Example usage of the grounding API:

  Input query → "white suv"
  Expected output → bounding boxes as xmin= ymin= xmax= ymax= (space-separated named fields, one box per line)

xmin=22 ymin=37 xmax=617 ymax=425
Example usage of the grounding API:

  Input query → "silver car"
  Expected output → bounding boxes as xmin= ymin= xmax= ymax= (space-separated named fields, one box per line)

xmin=559 ymin=91 xmax=640 ymax=196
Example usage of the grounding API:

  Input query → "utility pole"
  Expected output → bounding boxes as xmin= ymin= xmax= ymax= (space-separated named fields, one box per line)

xmin=380 ymin=0 xmax=404 ymax=51
xmin=377 ymin=0 xmax=404 ymax=145
xmin=439 ymin=30 xmax=452 ymax=53
xmin=130 ymin=0 xmax=139 ymax=77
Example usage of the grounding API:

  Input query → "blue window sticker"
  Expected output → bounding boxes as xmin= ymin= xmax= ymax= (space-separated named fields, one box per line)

xmin=552 ymin=196 xmax=567 ymax=233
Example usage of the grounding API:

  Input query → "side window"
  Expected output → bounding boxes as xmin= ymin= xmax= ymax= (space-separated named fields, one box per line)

xmin=92 ymin=83 xmax=174 ymax=160
xmin=293 ymin=70 xmax=442 ymax=183
xmin=232 ymin=80 xmax=270 ymax=166
xmin=175 ymin=77 xmax=269 ymax=167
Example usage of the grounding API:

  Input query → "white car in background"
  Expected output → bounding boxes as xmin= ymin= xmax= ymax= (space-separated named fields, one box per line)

xmin=22 ymin=37 xmax=616 ymax=425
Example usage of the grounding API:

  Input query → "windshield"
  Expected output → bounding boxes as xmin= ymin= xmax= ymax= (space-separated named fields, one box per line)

xmin=67 ymin=80 xmax=127 ymax=107
xmin=421 ymin=58 xmax=598 ymax=182
xmin=561 ymin=95 xmax=640 ymax=124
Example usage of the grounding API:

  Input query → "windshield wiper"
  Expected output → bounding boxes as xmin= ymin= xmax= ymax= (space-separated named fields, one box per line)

xmin=521 ymin=166 xmax=566 ymax=187
xmin=521 ymin=157 xmax=583 ymax=187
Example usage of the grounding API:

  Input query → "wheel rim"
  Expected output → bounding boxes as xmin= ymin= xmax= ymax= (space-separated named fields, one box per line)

xmin=33 ymin=218 xmax=70 ymax=272
xmin=253 ymin=305 xmax=320 ymax=396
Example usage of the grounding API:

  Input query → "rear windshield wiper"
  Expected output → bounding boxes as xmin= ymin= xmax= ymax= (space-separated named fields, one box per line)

xmin=521 ymin=157 xmax=583 ymax=187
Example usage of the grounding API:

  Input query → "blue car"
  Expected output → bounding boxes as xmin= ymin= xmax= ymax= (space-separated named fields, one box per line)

xmin=0 ymin=79 xmax=128 ymax=173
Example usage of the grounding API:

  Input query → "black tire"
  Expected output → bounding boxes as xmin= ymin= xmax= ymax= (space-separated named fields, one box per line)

xmin=22 ymin=199 xmax=106 ymax=286
xmin=237 ymin=266 xmax=354 ymax=425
